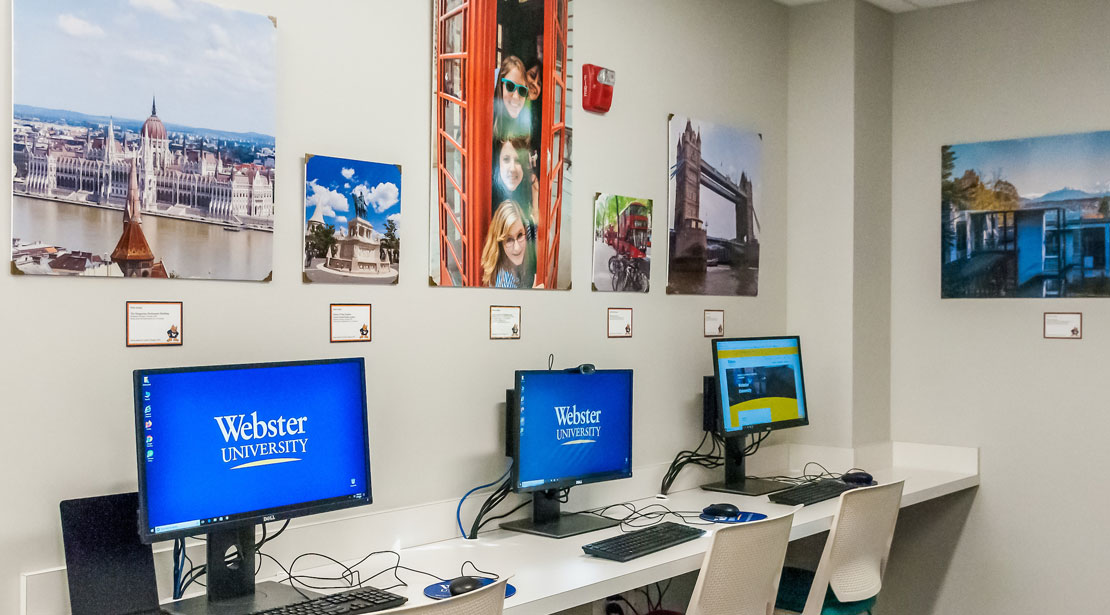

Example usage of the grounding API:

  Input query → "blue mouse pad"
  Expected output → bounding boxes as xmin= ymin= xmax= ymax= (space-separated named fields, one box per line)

xmin=424 ymin=577 xmax=516 ymax=600
xmin=699 ymin=511 xmax=767 ymax=524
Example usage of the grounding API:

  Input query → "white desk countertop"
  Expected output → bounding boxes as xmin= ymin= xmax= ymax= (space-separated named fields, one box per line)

xmin=308 ymin=462 xmax=979 ymax=615
xmin=17 ymin=443 xmax=979 ymax=615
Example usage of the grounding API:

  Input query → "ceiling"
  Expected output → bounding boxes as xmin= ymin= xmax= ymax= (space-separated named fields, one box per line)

xmin=774 ymin=0 xmax=977 ymax=13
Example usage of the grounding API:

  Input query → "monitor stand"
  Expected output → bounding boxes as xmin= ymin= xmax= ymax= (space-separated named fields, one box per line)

xmin=701 ymin=435 xmax=790 ymax=496
xmin=167 ymin=526 xmax=318 ymax=614
xmin=500 ymin=489 xmax=619 ymax=539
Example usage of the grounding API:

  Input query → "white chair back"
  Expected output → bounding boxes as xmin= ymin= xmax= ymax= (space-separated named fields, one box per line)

xmin=687 ymin=512 xmax=795 ymax=615
xmin=387 ymin=577 xmax=508 ymax=615
xmin=799 ymin=481 xmax=904 ymax=614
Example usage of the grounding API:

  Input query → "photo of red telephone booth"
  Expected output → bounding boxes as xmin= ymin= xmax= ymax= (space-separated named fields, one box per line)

xmin=430 ymin=0 xmax=573 ymax=290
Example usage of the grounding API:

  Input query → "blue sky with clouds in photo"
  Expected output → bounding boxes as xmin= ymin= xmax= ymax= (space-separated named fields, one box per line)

xmin=949 ymin=131 xmax=1110 ymax=198
xmin=305 ymin=155 xmax=402 ymax=236
xmin=14 ymin=0 xmax=276 ymax=136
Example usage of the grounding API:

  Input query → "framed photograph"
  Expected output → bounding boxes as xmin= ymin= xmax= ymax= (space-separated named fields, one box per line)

xmin=704 ymin=310 xmax=725 ymax=337
xmin=608 ymin=308 xmax=633 ymax=338
xmin=305 ymin=155 xmax=400 ymax=285
xmin=13 ymin=1 xmax=277 ymax=281
xmin=490 ymin=306 xmax=522 ymax=340
xmin=668 ymin=115 xmax=762 ymax=296
xmin=1044 ymin=312 xmax=1082 ymax=339
xmin=429 ymin=0 xmax=574 ymax=290
xmin=126 ymin=301 xmax=182 ymax=347
xmin=942 ymin=131 xmax=1110 ymax=298
xmin=330 ymin=304 xmax=372 ymax=343
xmin=593 ymin=193 xmax=652 ymax=293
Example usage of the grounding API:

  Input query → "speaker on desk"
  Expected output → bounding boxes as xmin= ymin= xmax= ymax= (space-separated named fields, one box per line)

xmin=702 ymin=375 xmax=720 ymax=433
xmin=60 ymin=492 xmax=161 ymax=615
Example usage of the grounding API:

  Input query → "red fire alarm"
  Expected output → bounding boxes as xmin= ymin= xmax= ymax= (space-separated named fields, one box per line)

xmin=582 ymin=64 xmax=615 ymax=113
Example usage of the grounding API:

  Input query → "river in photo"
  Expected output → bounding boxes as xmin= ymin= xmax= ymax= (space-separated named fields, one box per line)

xmin=11 ymin=194 xmax=273 ymax=280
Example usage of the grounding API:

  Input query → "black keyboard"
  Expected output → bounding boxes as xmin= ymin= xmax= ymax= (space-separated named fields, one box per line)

xmin=582 ymin=521 xmax=706 ymax=562
xmin=768 ymin=479 xmax=855 ymax=506
xmin=251 ymin=586 xmax=407 ymax=615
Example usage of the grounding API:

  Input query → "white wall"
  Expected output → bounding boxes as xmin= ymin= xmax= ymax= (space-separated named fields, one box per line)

xmin=887 ymin=0 xmax=1110 ymax=612
xmin=786 ymin=0 xmax=893 ymax=448
xmin=851 ymin=0 xmax=892 ymax=447
xmin=786 ymin=0 xmax=857 ymax=448
xmin=0 ymin=0 xmax=793 ymax=611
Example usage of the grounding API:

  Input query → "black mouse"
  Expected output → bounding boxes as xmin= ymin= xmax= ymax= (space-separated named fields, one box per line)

xmin=842 ymin=471 xmax=874 ymax=485
xmin=448 ymin=575 xmax=485 ymax=596
xmin=703 ymin=502 xmax=741 ymax=518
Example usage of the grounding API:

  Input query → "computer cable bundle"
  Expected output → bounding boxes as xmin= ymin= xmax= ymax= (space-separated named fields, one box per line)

xmin=658 ymin=431 xmax=724 ymax=495
xmin=457 ymin=459 xmax=540 ymax=539
xmin=752 ymin=461 xmax=851 ymax=486
xmin=456 ymin=460 xmax=533 ymax=539
xmin=456 ymin=464 xmax=512 ymax=539
xmin=585 ymin=501 xmax=714 ymax=532
xmin=172 ymin=519 xmax=291 ymax=599
xmin=275 ymin=549 xmax=445 ymax=593
xmin=605 ymin=579 xmax=673 ymax=615
xmin=465 ymin=475 xmax=533 ymax=539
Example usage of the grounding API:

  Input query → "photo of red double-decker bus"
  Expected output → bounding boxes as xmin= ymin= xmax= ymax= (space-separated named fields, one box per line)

xmin=593 ymin=194 xmax=652 ymax=292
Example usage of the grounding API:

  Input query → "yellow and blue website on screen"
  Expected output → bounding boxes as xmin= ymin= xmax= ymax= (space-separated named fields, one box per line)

xmin=715 ymin=338 xmax=806 ymax=433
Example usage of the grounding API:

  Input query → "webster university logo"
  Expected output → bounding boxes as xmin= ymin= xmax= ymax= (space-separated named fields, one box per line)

xmin=215 ymin=411 xmax=308 ymax=469
xmin=554 ymin=405 xmax=601 ymax=445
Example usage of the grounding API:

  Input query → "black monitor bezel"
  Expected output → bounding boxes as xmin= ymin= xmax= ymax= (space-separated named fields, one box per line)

xmin=509 ymin=369 xmax=634 ymax=494
xmin=133 ymin=357 xmax=373 ymax=544
xmin=710 ymin=336 xmax=810 ymax=439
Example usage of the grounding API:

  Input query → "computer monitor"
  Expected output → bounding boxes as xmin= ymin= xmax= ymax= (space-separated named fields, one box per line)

xmin=502 ymin=367 xmax=633 ymax=538
xmin=134 ymin=358 xmax=372 ymax=612
xmin=703 ymin=336 xmax=809 ymax=496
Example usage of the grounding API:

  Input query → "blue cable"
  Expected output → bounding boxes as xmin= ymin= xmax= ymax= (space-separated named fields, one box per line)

xmin=457 ymin=463 xmax=512 ymax=539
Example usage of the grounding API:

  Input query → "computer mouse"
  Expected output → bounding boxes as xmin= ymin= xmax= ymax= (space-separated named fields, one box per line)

xmin=842 ymin=471 xmax=874 ymax=485
xmin=702 ymin=502 xmax=741 ymax=518
xmin=448 ymin=575 xmax=485 ymax=596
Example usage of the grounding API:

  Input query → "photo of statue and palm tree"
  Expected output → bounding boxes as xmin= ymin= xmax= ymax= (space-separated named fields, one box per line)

xmin=303 ymin=155 xmax=400 ymax=284
xmin=11 ymin=0 xmax=276 ymax=281
xmin=942 ymin=131 xmax=1110 ymax=298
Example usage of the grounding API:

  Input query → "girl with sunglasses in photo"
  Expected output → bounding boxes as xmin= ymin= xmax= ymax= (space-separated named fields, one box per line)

xmin=493 ymin=55 xmax=533 ymax=142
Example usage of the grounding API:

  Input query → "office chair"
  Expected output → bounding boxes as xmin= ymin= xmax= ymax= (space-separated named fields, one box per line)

xmin=392 ymin=578 xmax=508 ymax=615
xmin=774 ymin=481 xmax=905 ymax=615
xmin=685 ymin=511 xmax=796 ymax=615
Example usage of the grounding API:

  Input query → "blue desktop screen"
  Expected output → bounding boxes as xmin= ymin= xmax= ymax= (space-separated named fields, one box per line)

xmin=713 ymin=337 xmax=808 ymax=434
xmin=515 ymin=370 xmax=633 ymax=491
xmin=138 ymin=360 xmax=371 ymax=536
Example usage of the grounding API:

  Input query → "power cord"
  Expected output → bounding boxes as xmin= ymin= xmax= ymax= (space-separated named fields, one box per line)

xmin=467 ymin=476 xmax=519 ymax=539
xmin=585 ymin=501 xmax=715 ymax=532
xmin=456 ymin=460 xmax=513 ymax=538
xmin=659 ymin=431 xmax=724 ymax=494
xmin=173 ymin=519 xmax=292 ymax=598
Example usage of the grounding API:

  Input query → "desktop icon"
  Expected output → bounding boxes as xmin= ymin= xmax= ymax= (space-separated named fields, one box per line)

xmin=145 ymin=420 xmax=152 ymax=430
xmin=143 ymin=376 xmax=149 ymax=384
xmin=144 ymin=405 xmax=152 ymax=417
xmin=146 ymin=435 xmax=154 ymax=447
xmin=146 ymin=450 xmax=154 ymax=461
xmin=144 ymin=391 xmax=151 ymax=400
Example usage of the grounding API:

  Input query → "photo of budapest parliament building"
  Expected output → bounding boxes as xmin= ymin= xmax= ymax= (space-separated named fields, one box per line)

xmin=13 ymin=98 xmax=275 ymax=228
